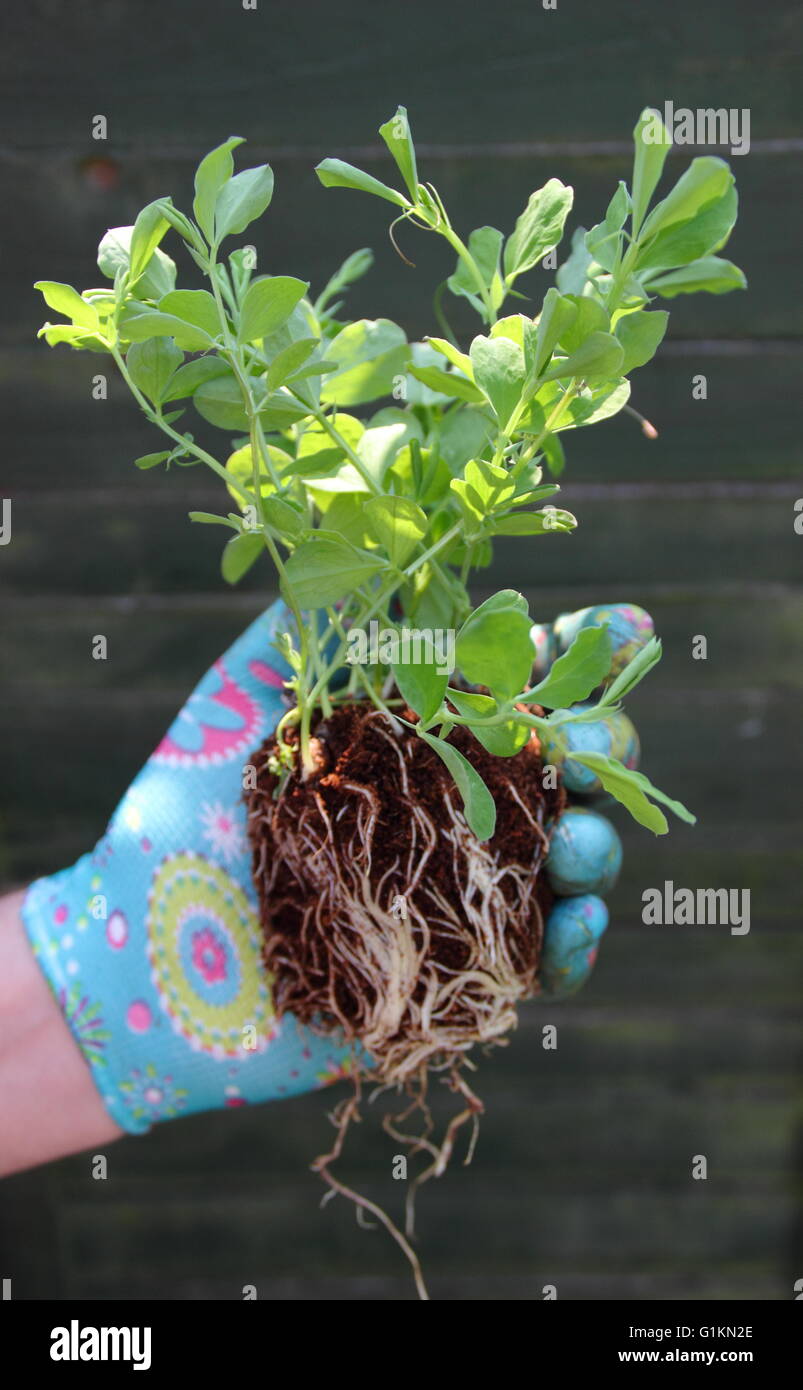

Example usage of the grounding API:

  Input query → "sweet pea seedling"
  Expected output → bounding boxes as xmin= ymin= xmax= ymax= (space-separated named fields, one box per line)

xmin=35 ymin=106 xmax=745 ymax=838
xmin=34 ymin=106 xmax=748 ymax=1302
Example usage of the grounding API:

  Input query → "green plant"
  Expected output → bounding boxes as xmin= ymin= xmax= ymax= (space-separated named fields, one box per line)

xmin=35 ymin=107 xmax=745 ymax=837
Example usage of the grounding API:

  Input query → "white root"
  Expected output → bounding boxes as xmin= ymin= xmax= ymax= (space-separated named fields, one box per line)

xmin=248 ymin=706 xmax=559 ymax=1296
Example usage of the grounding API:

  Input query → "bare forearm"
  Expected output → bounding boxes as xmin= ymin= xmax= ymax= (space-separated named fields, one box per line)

xmin=0 ymin=889 xmax=122 ymax=1176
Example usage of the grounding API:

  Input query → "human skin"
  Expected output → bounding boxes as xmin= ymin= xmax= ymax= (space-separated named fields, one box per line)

xmin=0 ymin=889 xmax=122 ymax=1176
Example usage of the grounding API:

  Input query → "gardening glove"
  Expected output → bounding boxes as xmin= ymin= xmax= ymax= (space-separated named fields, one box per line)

xmin=20 ymin=599 xmax=650 ymax=1135
xmin=534 ymin=603 xmax=652 ymax=999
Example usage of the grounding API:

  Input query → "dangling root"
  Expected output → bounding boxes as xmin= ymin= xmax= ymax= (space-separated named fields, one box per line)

xmin=246 ymin=702 xmax=565 ymax=1298
xmin=310 ymin=1071 xmax=431 ymax=1301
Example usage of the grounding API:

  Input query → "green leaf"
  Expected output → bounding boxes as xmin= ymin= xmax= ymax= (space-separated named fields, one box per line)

xmin=627 ymin=768 xmax=696 ymax=825
xmin=417 ymin=730 xmax=497 ymax=841
xmin=560 ymin=379 xmax=631 ymax=430
xmin=364 ymin=495 xmax=427 ymax=566
xmin=379 ymin=106 xmax=419 ymax=199
xmin=446 ymin=689 xmax=530 ymax=757
xmin=646 ymin=256 xmax=746 ymax=298
xmin=408 ymin=362 xmax=484 ymax=402
xmin=603 ymin=181 xmax=631 ymax=234
xmin=262 ymin=496 xmax=305 ymax=541
xmin=265 ymin=337 xmax=319 ymax=391
xmin=490 ymin=507 xmax=576 ymax=535
xmin=117 ymin=309 xmax=209 ymax=351
xmin=472 ymin=588 xmax=529 ymax=617
xmin=453 ymin=459 xmax=515 ymax=528
xmin=161 ymin=355 xmax=230 ymax=402
xmin=283 ymin=538 xmax=384 ymax=608
xmin=614 ymin=309 xmax=669 ymax=373
xmin=193 ymin=136 xmax=244 ymax=242
xmin=193 ymin=369 xmax=250 ymax=430
xmin=448 ymin=226 xmax=504 ymax=301
xmin=456 ymin=602 xmax=534 ymax=699
xmin=188 ymin=511 xmax=239 ymax=528
xmin=426 ymin=337 xmax=475 ymax=378
xmin=469 ymin=333 xmax=525 ymax=425
xmin=225 ymin=441 xmax=291 ymax=506
xmin=315 ymin=247 xmax=374 ymax=313
xmin=151 ymin=197 xmax=200 ymax=247
xmin=525 ymin=624 xmax=613 ymax=708
xmin=542 ymin=432 xmax=565 ymax=477
xmin=129 ymin=200 xmax=171 ymax=281
xmin=558 ymin=296 xmax=610 ymax=354
xmin=504 ymin=178 xmax=574 ymax=279
xmin=159 ymin=289 xmax=220 ymax=338
xmin=521 ymin=378 xmax=631 ymax=435
xmin=294 ymin=413 xmax=364 ymax=480
xmin=313 ymin=491 xmax=372 ymax=548
xmin=584 ymin=222 xmax=620 ymax=275
xmin=134 ymin=451 xmax=171 ymax=470
xmin=450 ymin=458 xmax=515 ymax=535
xmin=239 ymin=276 xmax=308 ymax=342
xmin=97 ymin=226 xmax=176 ymax=300
xmin=570 ymin=753 xmax=668 ymax=833
xmin=315 ymin=158 xmax=409 ymax=208
xmin=640 ymin=156 xmax=733 ymax=241
xmin=403 ymin=559 xmax=468 ymax=630
xmin=353 ymin=422 xmax=409 ymax=488
xmin=392 ymin=642 xmax=449 ymax=725
xmin=34 ymin=280 xmax=98 ymax=329
xmin=126 ymin=337 xmax=183 ymax=403
xmin=119 ymin=310 xmax=213 ymax=352
xmin=320 ymin=318 xmax=408 ymax=406
xmin=439 ymin=407 xmax=494 ymax=476
xmin=38 ymin=323 xmax=107 ymax=350
xmin=534 ymin=288 xmax=577 ymax=375
xmin=556 ymin=227 xmax=593 ymax=297
xmin=287 ymin=358 xmax=337 ymax=384
xmin=600 ymin=635 xmax=663 ymax=703
xmin=214 ymin=163 xmax=274 ymax=241
xmin=221 ymin=528 xmax=264 ymax=584
xmin=631 ymin=107 xmax=672 ymax=235
xmin=543 ymin=331 xmax=624 ymax=384
xmin=636 ymin=185 xmax=738 ymax=273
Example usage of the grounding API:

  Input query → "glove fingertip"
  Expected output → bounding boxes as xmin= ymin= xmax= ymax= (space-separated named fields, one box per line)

xmin=540 ymin=893 xmax=609 ymax=999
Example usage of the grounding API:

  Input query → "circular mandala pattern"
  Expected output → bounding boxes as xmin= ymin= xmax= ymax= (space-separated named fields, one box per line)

xmin=146 ymin=852 xmax=274 ymax=1059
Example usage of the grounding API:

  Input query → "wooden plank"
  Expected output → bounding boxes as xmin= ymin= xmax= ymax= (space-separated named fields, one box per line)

xmin=3 ymin=0 xmax=801 ymax=151
xmin=49 ymin=1184 xmax=793 ymax=1299
xmin=7 ymin=148 xmax=802 ymax=343
xmin=3 ymin=347 xmax=801 ymax=491
xmin=3 ymin=592 xmax=802 ymax=692
xmin=1 ymin=489 xmax=799 ymax=595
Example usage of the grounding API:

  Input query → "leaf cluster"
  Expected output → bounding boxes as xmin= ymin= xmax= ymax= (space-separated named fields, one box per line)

xmin=34 ymin=108 xmax=742 ymax=836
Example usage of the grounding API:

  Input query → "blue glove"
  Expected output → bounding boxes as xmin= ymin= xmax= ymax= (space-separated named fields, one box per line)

xmin=21 ymin=600 xmax=651 ymax=1133
xmin=533 ymin=602 xmax=653 ymax=999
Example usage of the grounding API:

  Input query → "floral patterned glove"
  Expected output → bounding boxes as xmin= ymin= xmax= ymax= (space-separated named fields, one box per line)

xmin=21 ymin=599 xmax=650 ymax=1134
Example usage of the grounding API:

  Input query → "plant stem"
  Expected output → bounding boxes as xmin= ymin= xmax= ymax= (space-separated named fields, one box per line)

xmin=510 ymin=382 xmax=581 ymax=477
xmin=436 ymin=221 xmax=496 ymax=325
xmin=405 ymin=521 xmax=462 ymax=578
xmin=109 ymin=345 xmax=258 ymax=506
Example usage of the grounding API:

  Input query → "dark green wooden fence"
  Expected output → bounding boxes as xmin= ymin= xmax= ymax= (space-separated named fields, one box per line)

xmin=1 ymin=0 xmax=801 ymax=1299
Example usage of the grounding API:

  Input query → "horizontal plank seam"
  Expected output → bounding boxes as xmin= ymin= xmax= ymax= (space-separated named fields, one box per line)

xmin=2 ymin=582 xmax=801 ymax=611
xmin=3 ymin=139 xmax=803 ymax=161
xmin=5 ymin=481 xmax=798 ymax=504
